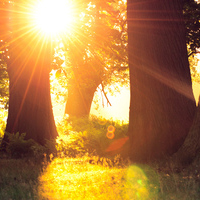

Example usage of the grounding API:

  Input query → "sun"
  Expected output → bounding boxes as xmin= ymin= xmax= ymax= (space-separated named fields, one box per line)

xmin=33 ymin=0 xmax=75 ymax=36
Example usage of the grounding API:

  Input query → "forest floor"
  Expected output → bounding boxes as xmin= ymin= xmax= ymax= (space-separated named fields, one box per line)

xmin=1 ymin=153 xmax=200 ymax=200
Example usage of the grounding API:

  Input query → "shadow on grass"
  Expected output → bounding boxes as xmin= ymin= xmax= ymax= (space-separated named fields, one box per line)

xmin=0 ymin=154 xmax=44 ymax=200
xmin=1 ymin=154 xmax=200 ymax=200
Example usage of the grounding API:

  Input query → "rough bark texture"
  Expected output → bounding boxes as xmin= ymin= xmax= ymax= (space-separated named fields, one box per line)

xmin=1 ymin=2 xmax=58 ymax=147
xmin=173 ymin=98 xmax=200 ymax=166
xmin=127 ymin=0 xmax=196 ymax=162
xmin=4 ymin=43 xmax=58 ymax=146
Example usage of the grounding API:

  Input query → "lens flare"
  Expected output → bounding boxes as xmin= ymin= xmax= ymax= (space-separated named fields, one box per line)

xmin=106 ymin=136 xmax=129 ymax=152
xmin=106 ymin=125 xmax=115 ymax=139
xmin=106 ymin=131 xmax=115 ymax=139
xmin=107 ymin=125 xmax=115 ymax=133
xmin=122 ymin=165 xmax=159 ymax=199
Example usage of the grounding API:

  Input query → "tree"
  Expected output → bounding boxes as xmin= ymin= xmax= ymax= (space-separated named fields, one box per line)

xmin=0 ymin=40 xmax=9 ymax=108
xmin=183 ymin=0 xmax=200 ymax=56
xmin=0 ymin=1 xmax=58 ymax=148
xmin=0 ymin=1 xmax=9 ymax=108
xmin=53 ymin=0 xmax=199 ymax=119
xmin=183 ymin=0 xmax=200 ymax=83
xmin=52 ymin=0 xmax=128 ymax=118
xmin=127 ymin=0 xmax=196 ymax=162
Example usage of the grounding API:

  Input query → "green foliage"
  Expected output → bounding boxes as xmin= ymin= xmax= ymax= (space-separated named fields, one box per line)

xmin=0 ymin=2 xmax=10 ymax=108
xmin=51 ymin=0 xmax=128 ymax=109
xmin=5 ymin=132 xmax=55 ymax=159
xmin=44 ymin=139 xmax=57 ymax=155
xmin=56 ymin=116 xmax=129 ymax=158
xmin=183 ymin=0 xmax=200 ymax=55
xmin=5 ymin=132 xmax=36 ymax=158
xmin=57 ymin=131 xmax=96 ymax=157
xmin=5 ymin=132 xmax=60 ymax=159
xmin=0 ymin=41 xmax=9 ymax=108
xmin=5 ymin=131 xmax=58 ymax=159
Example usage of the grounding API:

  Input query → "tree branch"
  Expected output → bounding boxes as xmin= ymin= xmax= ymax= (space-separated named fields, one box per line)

xmin=100 ymin=83 xmax=112 ymax=107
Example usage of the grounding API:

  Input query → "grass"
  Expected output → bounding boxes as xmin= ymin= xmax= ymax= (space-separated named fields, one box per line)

xmin=0 ymin=157 xmax=42 ymax=199
xmin=38 ymin=156 xmax=127 ymax=200
xmin=1 ymin=116 xmax=200 ymax=199
xmin=1 ymin=154 xmax=200 ymax=200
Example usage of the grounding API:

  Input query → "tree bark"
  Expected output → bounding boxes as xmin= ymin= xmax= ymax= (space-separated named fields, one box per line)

xmin=65 ymin=78 xmax=99 ymax=118
xmin=64 ymin=54 xmax=102 ymax=118
xmin=1 ymin=2 xmax=58 ymax=148
xmin=4 ymin=43 xmax=58 ymax=146
xmin=173 ymin=98 xmax=200 ymax=166
xmin=127 ymin=0 xmax=196 ymax=162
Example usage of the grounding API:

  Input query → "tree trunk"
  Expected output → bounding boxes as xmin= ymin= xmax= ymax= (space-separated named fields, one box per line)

xmin=65 ymin=78 xmax=99 ymax=118
xmin=127 ymin=0 xmax=196 ymax=162
xmin=1 ymin=2 xmax=58 ymax=148
xmin=173 ymin=98 xmax=200 ymax=166
xmin=4 ymin=47 xmax=58 ymax=146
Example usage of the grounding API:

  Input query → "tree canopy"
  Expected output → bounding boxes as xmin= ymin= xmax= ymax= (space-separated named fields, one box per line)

xmin=184 ymin=0 xmax=200 ymax=56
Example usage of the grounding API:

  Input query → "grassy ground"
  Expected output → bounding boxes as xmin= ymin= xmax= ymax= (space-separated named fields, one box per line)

xmin=1 ymin=154 xmax=200 ymax=200
xmin=1 ymin=116 xmax=200 ymax=199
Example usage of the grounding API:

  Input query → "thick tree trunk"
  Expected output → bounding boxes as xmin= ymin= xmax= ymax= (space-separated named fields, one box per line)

xmin=1 ymin=2 xmax=58 ymax=148
xmin=5 ymin=48 xmax=58 ymax=146
xmin=2 ymin=41 xmax=58 ymax=146
xmin=127 ymin=0 xmax=196 ymax=162
xmin=65 ymin=79 xmax=99 ymax=118
xmin=173 ymin=98 xmax=200 ymax=165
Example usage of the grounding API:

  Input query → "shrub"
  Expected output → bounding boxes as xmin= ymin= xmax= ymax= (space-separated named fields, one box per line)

xmin=56 ymin=130 xmax=102 ymax=157
xmin=6 ymin=132 xmax=36 ymax=158
xmin=56 ymin=116 xmax=129 ymax=158
xmin=5 ymin=132 xmax=48 ymax=159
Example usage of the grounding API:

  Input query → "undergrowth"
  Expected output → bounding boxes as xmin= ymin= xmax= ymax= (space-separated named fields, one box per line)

xmin=55 ymin=116 xmax=129 ymax=159
xmin=0 ymin=115 xmax=129 ymax=161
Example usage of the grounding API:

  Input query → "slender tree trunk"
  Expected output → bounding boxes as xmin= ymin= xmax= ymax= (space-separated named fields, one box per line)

xmin=127 ymin=0 xmax=196 ymax=162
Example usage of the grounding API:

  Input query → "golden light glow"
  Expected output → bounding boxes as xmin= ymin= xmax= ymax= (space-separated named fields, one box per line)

xmin=33 ymin=0 xmax=75 ymax=36
xmin=37 ymin=157 xmax=125 ymax=199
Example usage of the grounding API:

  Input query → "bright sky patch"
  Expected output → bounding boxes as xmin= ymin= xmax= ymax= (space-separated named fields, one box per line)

xmin=33 ymin=0 xmax=74 ymax=36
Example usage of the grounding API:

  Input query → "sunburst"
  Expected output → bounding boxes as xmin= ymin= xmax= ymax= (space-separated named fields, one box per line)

xmin=32 ymin=0 xmax=75 ymax=37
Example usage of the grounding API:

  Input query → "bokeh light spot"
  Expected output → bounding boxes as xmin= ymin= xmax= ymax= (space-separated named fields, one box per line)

xmin=107 ymin=125 xmax=115 ymax=133
xmin=98 ymin=118 xmax=107 ymax=125
xmin=137 ymin=179 xmax=143 ymax=185
xmin=121 ymin=165 xmax=160 ymax=199
xmin=106 ymin=132 xmax=115 ymax=139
